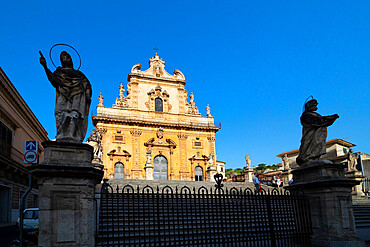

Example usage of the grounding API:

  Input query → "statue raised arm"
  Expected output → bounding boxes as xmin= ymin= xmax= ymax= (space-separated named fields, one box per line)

xmin=39 ymin=50 xmax=92 ymax=143
xmin=296 ymin=99 xmax=339 ymax=165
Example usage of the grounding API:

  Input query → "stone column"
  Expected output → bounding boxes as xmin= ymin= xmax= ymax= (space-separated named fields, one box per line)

xmin=280 ymin=169 xmax=292 ymax=186
xmin=244 ymin=168 xmax=254 ymax=183
xmin=345 ymin=171 xmax=365 ymax=196
xmin=206 ymin=165 xmax=217 ymax=182
xmin=28 ymin=141 xmax=104 ymax=247
xmin=144 ymin=149 xmax=154 ymax=180
xmin=288 ymin=160 xmax=365 ymax=247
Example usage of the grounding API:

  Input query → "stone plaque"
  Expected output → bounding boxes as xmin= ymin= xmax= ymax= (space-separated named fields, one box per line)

xmin=340 ymin=199 xmax=350 ymax=229
xmin=310 ymin=196 xmax=322 ymax=228
xmin=56 ymin=210 xmax=75 ymax=242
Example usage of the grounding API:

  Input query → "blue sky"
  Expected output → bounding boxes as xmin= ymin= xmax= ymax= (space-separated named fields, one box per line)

xmin=1 ymin=1 xmax=369 ymax=169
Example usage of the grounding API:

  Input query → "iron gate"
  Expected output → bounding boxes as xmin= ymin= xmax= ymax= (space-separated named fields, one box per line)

xmin=96 ymin=179 xmax=311 ymax=247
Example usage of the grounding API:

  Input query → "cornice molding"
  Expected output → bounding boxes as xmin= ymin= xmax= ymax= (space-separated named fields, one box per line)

xmin=92 ymin=116 xmax=220 ymax=133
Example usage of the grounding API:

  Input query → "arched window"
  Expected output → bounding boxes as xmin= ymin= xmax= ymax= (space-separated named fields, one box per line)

xmin=155 ymin=98 xmax=163 ymax=112
xmin=195 ymin=166 xmax=203 ymax=181
xmin=114 ymin=162 xmax=124 ymax=179
xmin=153 ymin=155 xmax=168 ymax=180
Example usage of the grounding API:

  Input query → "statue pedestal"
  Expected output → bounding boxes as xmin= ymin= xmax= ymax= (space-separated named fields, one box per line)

xmin=280 ymin=169 xmax=292 ymax=186
xmin=244 ymin=168 xmax=253 ymax=182
xmin=345 ymin=171 xmax=365 ymax=196
xmin=92 ymin=158 xmax=104 ymax=170
xmin=206 ymin=166 xmax=217 ymax=182
xmin=144 ymin=162 xmax=154 ymax=180
xmin=28 ymin=141 xmax=104 ymax=247
xmin=288 ymin=160 xmax=364 ymax=247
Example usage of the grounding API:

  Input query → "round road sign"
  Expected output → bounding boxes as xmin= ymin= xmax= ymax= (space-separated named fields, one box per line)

xmin=24 ymin=150 xmax=37 ymax=164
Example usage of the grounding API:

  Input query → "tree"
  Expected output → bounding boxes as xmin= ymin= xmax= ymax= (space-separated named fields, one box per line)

xmin=253 ymin=164 xmax=267 ymax=173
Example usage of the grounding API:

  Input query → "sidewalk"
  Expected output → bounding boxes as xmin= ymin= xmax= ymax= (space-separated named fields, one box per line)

xmin=0 ymin=222 xmax=16 ymax=229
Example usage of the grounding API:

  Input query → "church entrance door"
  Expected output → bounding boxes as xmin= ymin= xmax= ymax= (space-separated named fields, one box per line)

xmin=114 ymin=162 xmax=124 ymax=179
xmin=195 ymin=166 xmax=203 ymax=181
xmin=154 ymin=155 xmax=168 ymax=180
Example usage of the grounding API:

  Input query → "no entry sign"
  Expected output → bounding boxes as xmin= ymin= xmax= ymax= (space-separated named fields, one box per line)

xmin=24 ymin=141 xmax=39 ymax=164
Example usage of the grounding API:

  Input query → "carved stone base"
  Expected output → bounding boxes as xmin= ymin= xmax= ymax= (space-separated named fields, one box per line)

xmin=345 ymin=171 xmax=365 ymax=196
xmin=288 ymin=160 xmax=365 ymax=247
xmin=206 ymin=166 xmax=217 ymax=182
xmin=144 ymin=162 xmax=154 ymax=180
xmin=280 ymin=169 xmax=292 ymax=187
xmin=28 ymin=141 xmax=104 ymax=247
xmin=244 ymin=168 xmax=254 ymax=183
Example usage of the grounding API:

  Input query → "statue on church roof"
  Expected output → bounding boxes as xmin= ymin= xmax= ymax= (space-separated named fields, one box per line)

xmin=187 ymin=92 xmax=201 ymax=115
xmin=98 ymin=92 xmax=104 ymax=106
xmin=206 ymin=104 xmax=212 ymax=117
xmin=113 ymin=83 xmax=128 ymax=108
xmin=296 ymin=98 xmax=339 ymax=166
xmin=190 ymin=92 xmax=194 ymax=103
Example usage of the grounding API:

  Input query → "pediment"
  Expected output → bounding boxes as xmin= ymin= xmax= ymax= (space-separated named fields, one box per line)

xmin=144 ymin=137 xmax=177 ymax=148
xmin=129 ymin=53 xmax=185 ymax=81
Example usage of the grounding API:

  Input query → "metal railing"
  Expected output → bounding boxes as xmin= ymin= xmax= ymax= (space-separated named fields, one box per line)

xmin=96 ymin=177 xmax=312 ymax=246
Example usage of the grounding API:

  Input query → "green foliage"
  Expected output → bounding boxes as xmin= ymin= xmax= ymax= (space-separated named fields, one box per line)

xmin=254 ymin=164 xmax=267 ymax=172
xmin=253 ymin=163 xmax=281 ymax=173
xmin=234 ymin=168 xmax=244 ymax=175
xmin=225 ymin=163 xmax=281 ymax=178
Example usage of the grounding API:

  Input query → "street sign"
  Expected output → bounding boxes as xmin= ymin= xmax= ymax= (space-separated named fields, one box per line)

xmin=24 ymin=141 xmax=39 ymax=164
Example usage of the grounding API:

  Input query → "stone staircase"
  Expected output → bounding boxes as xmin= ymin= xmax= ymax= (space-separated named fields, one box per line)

xmin=352 ymin=196 xmax=370 ymax=245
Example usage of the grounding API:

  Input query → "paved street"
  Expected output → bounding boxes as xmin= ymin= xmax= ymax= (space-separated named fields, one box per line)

xmin=0 ymin=225 xmax=17 ymax=247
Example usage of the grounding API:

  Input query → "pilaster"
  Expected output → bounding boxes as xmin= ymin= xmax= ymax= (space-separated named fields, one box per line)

xmin=177 ymin=133 xmax=188 ymax=180
xmin=130 ymin=130 xmax=142 ymax=179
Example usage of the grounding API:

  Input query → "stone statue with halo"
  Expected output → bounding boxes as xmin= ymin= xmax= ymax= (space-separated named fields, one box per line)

xmin=39 ymin=46 xmax=92 ymax=143
xmin=296 ymin=98 xmax=339 ymax=166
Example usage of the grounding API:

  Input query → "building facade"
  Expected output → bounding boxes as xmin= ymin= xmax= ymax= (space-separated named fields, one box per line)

xmin=0 ymin=68 xmax=48 ymax=223
xmin=92 ymin=54 xmax=224 ymax=181
xmin=277 ymin=138 xmax=370 ymax=192
xmin=277 ymin=139 xmax=356 ymax=169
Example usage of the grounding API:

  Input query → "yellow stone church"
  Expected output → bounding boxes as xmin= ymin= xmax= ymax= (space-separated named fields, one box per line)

xmin=92 ymin=53 xmax=224 ymax=181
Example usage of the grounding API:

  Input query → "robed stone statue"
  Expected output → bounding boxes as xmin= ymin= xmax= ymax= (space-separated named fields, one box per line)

xmin=347 ymin=148 xmax=359 ymax=172
xmin=296 ymin=99 xmax=339 ymax=165
xmin=86 ymin=129 xmax=103 ymax=163
xmin=40 ymin=51 xmax=92 ymax=143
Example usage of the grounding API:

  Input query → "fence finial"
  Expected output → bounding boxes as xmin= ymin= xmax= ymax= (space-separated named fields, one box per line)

xmin=214 ymin=173 xmax=224 ymax=189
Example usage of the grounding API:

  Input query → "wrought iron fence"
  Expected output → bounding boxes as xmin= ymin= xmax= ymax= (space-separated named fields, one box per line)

xmin=96 ymin=178 xmax=311 ymax=247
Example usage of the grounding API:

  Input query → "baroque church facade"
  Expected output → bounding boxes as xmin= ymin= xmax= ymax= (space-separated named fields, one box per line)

xmin=92 ymin=53 xmax=224 ymax=181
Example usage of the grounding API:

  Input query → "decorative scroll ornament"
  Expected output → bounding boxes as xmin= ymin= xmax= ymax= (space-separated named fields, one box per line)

xmin=129 ymin=53 xmax=186 ymax=81
xmin=144 ymin=128 xmax=177 ymax=148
